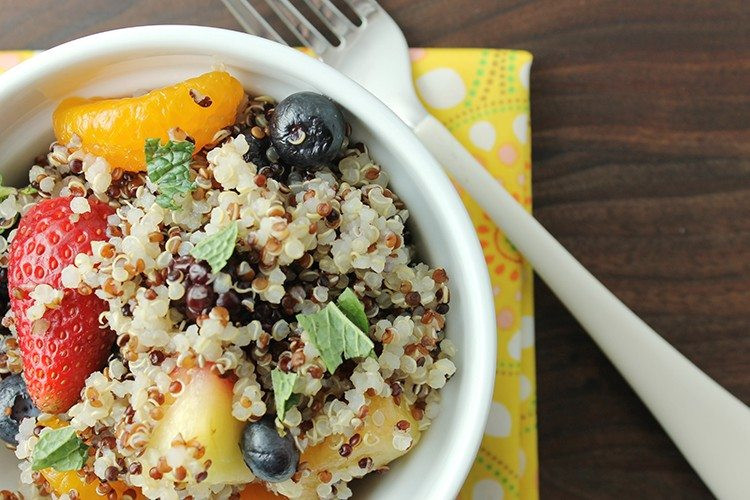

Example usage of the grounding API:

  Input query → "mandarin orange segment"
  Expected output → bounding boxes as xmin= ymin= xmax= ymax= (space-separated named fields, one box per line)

xmin=39 ymin=420 xmax=145 ymax=498
xmin=53 ymin=71 xmax=244 ymax=172
xmin=41 ymin=468 xmax=145 ymax=499
xmin=239 ymin=482 xmax=286 ymax=499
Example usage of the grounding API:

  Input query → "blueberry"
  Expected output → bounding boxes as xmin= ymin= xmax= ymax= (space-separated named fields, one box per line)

xmin=240 ymin=416 xmax=299 ymax=482
xmin=258 ymin=163 xmax=290 ymax=183
xmin=269 ymin=92 xmax=346 ymax=168
xmin=241 ymin=130 xmax=271 ymax=168
xmin=0 ymin=375 xmax=39 ymax=445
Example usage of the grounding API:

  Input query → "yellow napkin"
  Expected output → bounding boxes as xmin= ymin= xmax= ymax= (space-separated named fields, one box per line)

xmin=0 ymin=51 xmax=36 ymax=69
xmin=410 ymin=48 xmax=537 ymax=500
xmin=0 ymin=48 xmax=538 ymax=500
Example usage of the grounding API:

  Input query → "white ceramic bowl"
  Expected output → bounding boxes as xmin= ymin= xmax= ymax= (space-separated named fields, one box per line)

xmin=0 ymin=26 xmax=495 ymax=498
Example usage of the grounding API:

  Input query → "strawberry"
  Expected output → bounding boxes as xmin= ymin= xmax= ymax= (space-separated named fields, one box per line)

xmin=8 ymin=196 xmax=115 ymax=413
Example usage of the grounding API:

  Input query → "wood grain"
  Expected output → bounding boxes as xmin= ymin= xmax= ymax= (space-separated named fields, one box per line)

xmin=1 ymin=1 xmax=748 ymax=498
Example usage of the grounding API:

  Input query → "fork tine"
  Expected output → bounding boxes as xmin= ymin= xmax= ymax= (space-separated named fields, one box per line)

xmin=340 ymin=0 xmax=380 ymax=20
xmin=263 ymin=0 xmax=332 ymax=55
xmin=300 ymin=0 xmax=357 ymax=39
xmin=221 ymin=0 xmax=288 ymax=45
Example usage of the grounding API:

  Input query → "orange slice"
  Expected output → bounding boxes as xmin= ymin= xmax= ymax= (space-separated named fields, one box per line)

xmin=239 ymin=482 xmax=286 ymax=499
xmin=53 ymin=71 xmax=244 ymax=171
xmin=41 ymin=469 xmax=145 ymax=499
xmin=36 ymin=419 xmax=143 ymax=498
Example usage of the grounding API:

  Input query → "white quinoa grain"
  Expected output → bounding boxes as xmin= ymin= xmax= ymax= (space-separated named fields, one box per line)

xmin=38 ymin=176 xmax=56 ymax=193
xmin=70 ymin=196 xmax=91 ymax=214
xmin=372 ymin=410 xmax=386 ymax=427
xmin=167 ymin=281 xmax=186 ymax=300
xmin=61 ymin=264 xmax=82 ymax=288
xmin=392 ymin=432 xmax=413 ymax=452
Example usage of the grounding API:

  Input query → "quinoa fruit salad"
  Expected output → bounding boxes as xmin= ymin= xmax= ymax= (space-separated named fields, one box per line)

xmin=0 ymin=71 xmax=456 ymax=499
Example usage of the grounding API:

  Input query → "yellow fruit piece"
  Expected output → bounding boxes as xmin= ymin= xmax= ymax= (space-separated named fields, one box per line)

xmin=53 ymin=71 xmax=244 ymax=171
xmin=239 ymin=482 xmax=286 ymax=499
xmin=41 ymin=469 xmax=144 ymax=498
xmin=298 ymin=396 xmax=421 ymax=497
xmin=147 ymin=366 xmax=253 ymax=486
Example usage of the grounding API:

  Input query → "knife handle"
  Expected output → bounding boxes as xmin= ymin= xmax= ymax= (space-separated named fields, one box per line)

xmin=414 ymin=113 xmax=750 ymax=500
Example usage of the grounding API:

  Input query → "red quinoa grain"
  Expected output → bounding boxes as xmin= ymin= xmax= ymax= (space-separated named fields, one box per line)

xmin=104 ymin=465 xmax=119 ymax=482
xmin=174 ymin=466 xmax=187 ymax=481
xmin=349 ymin=433 xmax=361 ymax=447
xmin=432 ymin=268 xmax=448 ymax=283
xmin=396 ymin=419 xmax=411 ymax=431
xmin=338 ymin=443 xmax=352 ymax=457
xmin=405 ymin=291 xmax=421 ymax=306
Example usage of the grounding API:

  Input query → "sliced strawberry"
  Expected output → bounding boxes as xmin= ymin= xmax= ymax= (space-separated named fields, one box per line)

xmin=8 ymin=196 xmax=115 ymax=413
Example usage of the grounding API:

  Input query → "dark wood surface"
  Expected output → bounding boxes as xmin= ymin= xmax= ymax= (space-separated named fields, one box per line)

xmin=1 ymin=1 xmax=748 ymax=498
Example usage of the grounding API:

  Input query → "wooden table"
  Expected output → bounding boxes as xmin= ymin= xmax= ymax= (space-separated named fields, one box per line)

xmin=1 ymin=1 xmax=747 ymax=497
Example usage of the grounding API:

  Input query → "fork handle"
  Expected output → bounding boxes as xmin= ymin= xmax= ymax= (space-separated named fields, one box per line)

xmin=413 ymin=113 xmax=750 ymax=500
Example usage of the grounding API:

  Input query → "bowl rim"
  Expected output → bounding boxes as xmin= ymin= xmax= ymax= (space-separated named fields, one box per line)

xmin=0 ymin=25 xmax=496 ymax=498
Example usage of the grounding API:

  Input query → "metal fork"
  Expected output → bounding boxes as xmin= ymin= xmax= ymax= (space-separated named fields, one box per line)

xmin=222 ymin=2 xmax=750 ymax=498
xmin=222 ymin=0 xmax=423 ymax=126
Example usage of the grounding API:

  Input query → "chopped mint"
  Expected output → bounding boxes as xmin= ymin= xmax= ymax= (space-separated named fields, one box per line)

xmin=271 ymin=368 xmax=298 ymax=421
xmin=189 ymin=222 xmax=238 ymax=273
xmin=285 ymin=394 xmax=301 ymax=413
xmin=31 ymin=426 xmax=89 ymax=471
xmin=145 ymin=138 xmax=196 ymax=209
xmin=336 ymin=288 xmax=369 ymax=333
xmin=0 ymin=175 xmax=16 ymax=200
xmin=297 ymin=301 xmax=375 ymax=373
xmin=18 ymin=185 xmax=38 ymax=195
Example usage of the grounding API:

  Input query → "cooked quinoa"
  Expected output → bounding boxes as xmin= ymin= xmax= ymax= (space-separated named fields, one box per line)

xmin=0 ymin=89 xmax=455 ymax=499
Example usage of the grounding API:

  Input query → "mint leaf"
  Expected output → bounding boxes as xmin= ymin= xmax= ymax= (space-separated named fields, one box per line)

xmin=32 ymin=426 xmax=89 ymax=471
xmin=0 ymin=175 xmax=16 ymax=201
xmin=297 ymin=302 xmax=375 ymax=373
xmin=271 ymin=369 xmax=298 ymax=421
xmin=18 ymin=185 xmax=38 ymax=195
xmin=336 ymin=288 xmax=369 ymax=333
xmin=285 ymin=394 xmax=301 ymax=413
xmin=145 ymin=138 xmax=196 ymax=209
xmin=43 ymin=442 xmax=89 ymax=471
xmin=189 ymin=222 xmax=238 ymax=273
